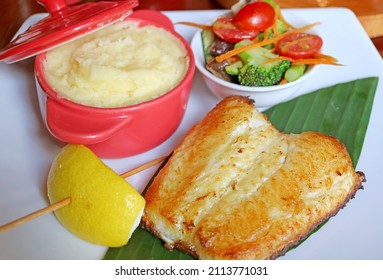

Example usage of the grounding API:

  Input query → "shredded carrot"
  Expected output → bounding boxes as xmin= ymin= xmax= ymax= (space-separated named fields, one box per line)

xmin=216 ymin=37 xmax=279 ymax=62
xmin=292 ymin=58 xmax=343 ymax=66
xmin=271 ymin=20 xmax=279 ymax=36
xmin=176 ymin=14 xmax=339 ymax=67
xmin=263 ymin=28 xmax=269 ymax=41
xmin=269 ymin=47 xmax=277 ymax=53
xmin=215 ymin=22 xmax=320 ymax=62
xmin=313 ymin=53 xmax=338 ymax=62
xmin=175 ymin=21 xmax=212 ymax=30
xmin=260 ymin=56 xmax=292 ymax=66
xmin=275 ymin=7 xmax=295 ymax=30
xmin=227 ymin=56 xmax=241 ymax=63
xmin=279 ymin=78 xmax=288 ymax=84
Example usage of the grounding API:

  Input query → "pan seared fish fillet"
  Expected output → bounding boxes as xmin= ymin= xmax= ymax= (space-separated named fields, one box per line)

xmin=141 ymin=96 xmax=365 ymax=260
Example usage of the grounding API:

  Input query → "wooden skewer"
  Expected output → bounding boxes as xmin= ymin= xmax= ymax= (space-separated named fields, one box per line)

xmin=119 ymin=155 xmax=167 ymax=178
xmin=0 ymin=156 xmax=167 ymax=233
xmin=0 ymin=197 xmax=72 ymax=233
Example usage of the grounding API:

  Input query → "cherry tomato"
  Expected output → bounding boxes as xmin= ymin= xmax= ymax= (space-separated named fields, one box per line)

xmin=276 ymin=32 xmax=323 ymax=59
xmin=232 ymin=1 xmax=275 ymax=32
xmin=212 ymin=16 xmax=259 ymax=44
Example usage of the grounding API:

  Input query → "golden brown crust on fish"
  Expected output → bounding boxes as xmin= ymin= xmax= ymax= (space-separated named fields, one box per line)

xmin=141 ymin=96 xmax=365 ymax=260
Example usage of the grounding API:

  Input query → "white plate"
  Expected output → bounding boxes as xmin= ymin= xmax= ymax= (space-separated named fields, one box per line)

xmin=1 ymin=8 xmax=382 ymax=260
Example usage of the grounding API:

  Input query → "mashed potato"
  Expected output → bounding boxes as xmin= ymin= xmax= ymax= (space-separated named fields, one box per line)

xmin=43 ymin=21 xmax=189 ymax=108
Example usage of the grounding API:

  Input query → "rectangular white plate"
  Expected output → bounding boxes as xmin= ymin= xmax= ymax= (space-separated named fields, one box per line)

xmin=1 ymin=8 xmax=383 ymax=260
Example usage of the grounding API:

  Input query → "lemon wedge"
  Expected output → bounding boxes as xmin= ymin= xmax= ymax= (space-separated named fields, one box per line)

xmin=47 ymin=144 xmax=145 ymax=247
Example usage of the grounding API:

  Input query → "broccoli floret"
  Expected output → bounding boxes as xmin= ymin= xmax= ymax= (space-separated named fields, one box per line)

xmin=234 ymin=42 xmax=291 ymax=86
xmin=238 ymin=59 xmax=291 ymax=87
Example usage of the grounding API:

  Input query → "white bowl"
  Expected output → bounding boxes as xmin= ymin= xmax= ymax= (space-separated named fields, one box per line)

xmin=190 ymin=11 xmax=320 ymax=110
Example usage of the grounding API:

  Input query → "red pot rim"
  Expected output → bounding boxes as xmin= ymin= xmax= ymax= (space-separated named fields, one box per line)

xmin=35 ymin=11 xmax=195 ymax=114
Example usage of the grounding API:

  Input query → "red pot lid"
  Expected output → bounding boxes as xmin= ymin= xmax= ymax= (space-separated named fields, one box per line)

xmin=0 ymin=0 xmax=139 ymax=64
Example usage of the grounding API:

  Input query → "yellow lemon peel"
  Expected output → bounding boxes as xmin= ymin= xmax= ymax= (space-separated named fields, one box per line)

xmin=47 ymin=144 xmax=145 ymax=247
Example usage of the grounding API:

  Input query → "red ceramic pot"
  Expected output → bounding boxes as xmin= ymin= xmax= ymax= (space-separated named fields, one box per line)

xmin=34 ymin=10 xmax=195 ymax=158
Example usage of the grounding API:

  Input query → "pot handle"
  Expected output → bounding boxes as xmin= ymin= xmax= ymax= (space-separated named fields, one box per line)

xmin=37 ymin=0 xmax=87 ymax=14
xmin=130 ymin=10 xmax=175 ymax=30
xmin=46 ymin=98 xmax=131 ymax=145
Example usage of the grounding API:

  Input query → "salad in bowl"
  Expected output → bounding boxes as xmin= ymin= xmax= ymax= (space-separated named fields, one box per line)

xmin=187 ymin=0 xmax=339 ymax=108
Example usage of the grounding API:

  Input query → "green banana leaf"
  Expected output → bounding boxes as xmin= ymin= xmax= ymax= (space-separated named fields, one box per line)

xmin=104 ymin=77 xmax=378 ymax=260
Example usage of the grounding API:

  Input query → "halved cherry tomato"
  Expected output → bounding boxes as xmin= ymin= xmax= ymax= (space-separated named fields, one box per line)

xmin=276 ymin=32 xmax=323 ymax=59
xmin=212 ymin=16 xmax=259 ymax=44
xmin=232 ymin=1 xmax=275 ymax=32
